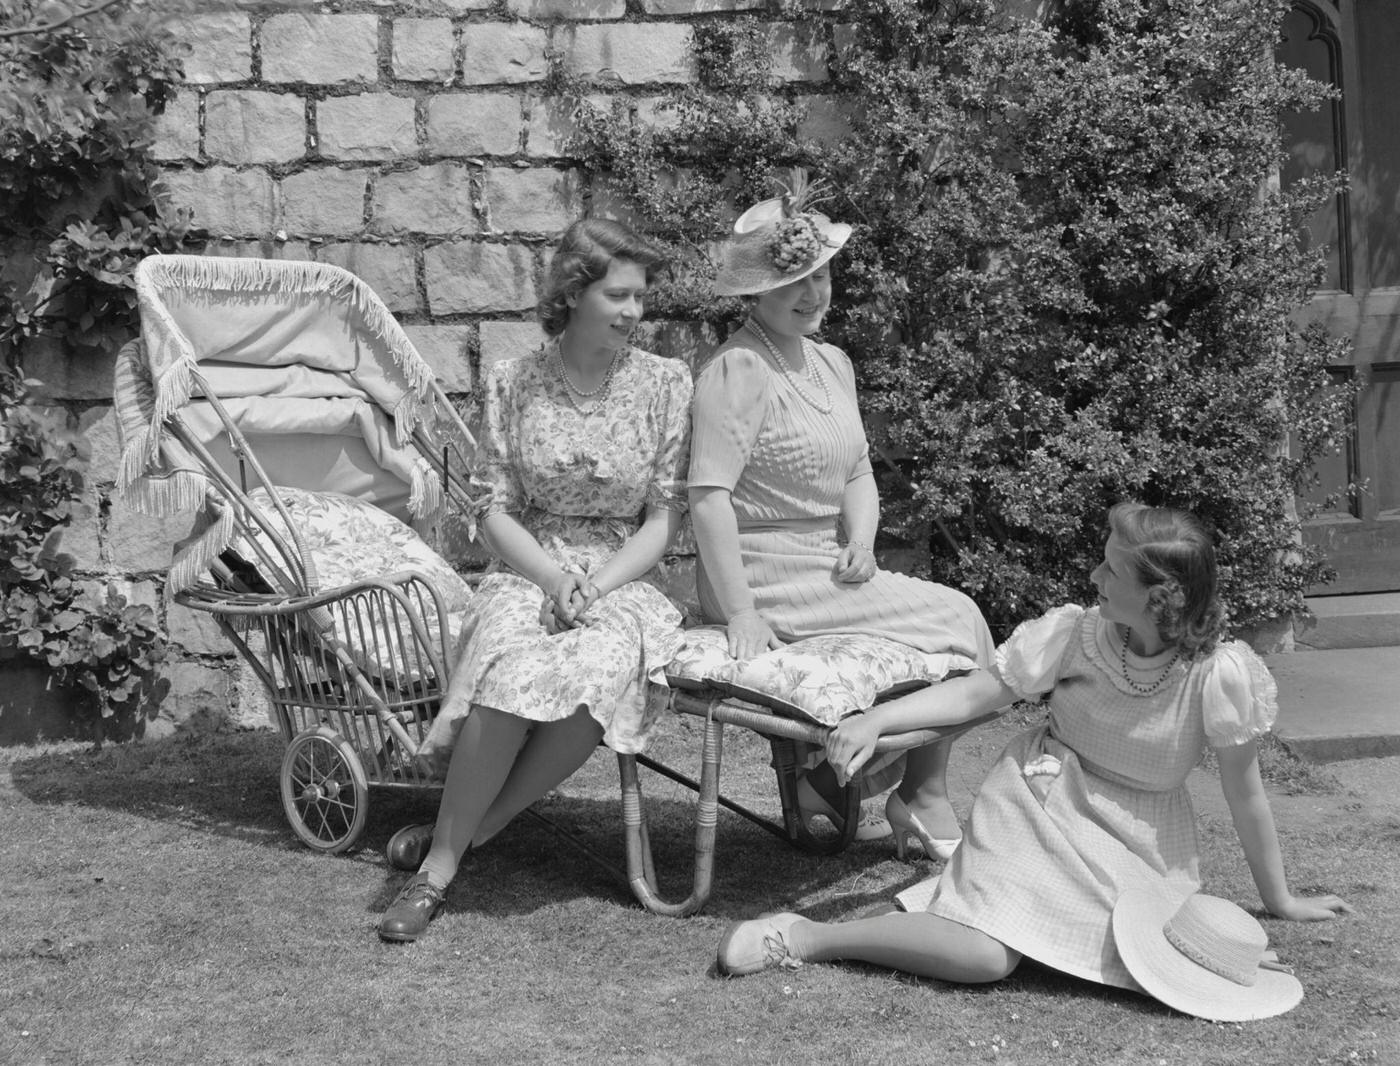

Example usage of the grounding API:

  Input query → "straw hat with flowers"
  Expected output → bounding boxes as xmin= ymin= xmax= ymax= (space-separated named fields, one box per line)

xmin=713 ymin=170 xmax=852 ymax=297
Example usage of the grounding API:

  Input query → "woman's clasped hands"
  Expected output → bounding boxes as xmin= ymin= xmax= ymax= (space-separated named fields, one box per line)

xmin=540 ymin=568 xmax=600 ymax=634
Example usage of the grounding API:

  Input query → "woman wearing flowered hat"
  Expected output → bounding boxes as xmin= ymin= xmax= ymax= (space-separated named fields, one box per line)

xmin=687 ymin=172 xmax=995 ymax=850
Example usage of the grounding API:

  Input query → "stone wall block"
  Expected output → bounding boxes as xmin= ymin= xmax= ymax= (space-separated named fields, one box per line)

xmin=559 ymin=23 xmax=695 ymax=85
xmin=43 ymin=489 xmax=102 ymax=570
xmin=426 ymin=93 xmax=523 ymax=156
xmin=393 ymin=18 xmax=456 ymax=82
xmin=767 ymin=21 xmax=830 ymax=82
xmin=76 ymin=405 xmax=121 ymax=484
xmin=161 ymin=166 xmax=278 ymax=237
xmin=152 ymin=661 xmax=234 ymax=736
xmin=104 ymin=506 xmax=188 ymax=572
xmin=402 ymin=324 xmax=475 ymax=392
xmin=202 ymin=240 xmax=314 ymax=262
xmin=152 ymin=90 xmax=201 ymax=161
xmin=205 ymin=91 xmax=306 ymax=164
xmin=482 ymin=166 xmax=581 ymax=233
xmin=262 ymin=14 xmax=381 ymax=85
xmin=425 ymin=242 xmax=536 ymax=314
xmin=318 ymin=94 xmax=418 ymax=161
xmin=640 ymin=0 xmax=767 ymax=11
xmin=526 ymin=94 xmax=608 ymax=156
xmin=461 ymin=23 xmax=549 ymax=84
xmin=371 ymin=163 xmax=477 ymax=236
xmin=314 ymin=242 xmax=419 ymax=313
xmin=232 ymin=654 xmax=275 ymax=731
xmin=479 ymin=320 xmax=545 ymax=364
xmin=442 ymin=0 xmax=495 ymax=10
xmin=171 ymin=13 xmax=252 ymax=84
xmin=166 ymin=602 xmax=229 ymax=657
xmin=506 ymin=0 xmax=626 ymax=18
xmin=280 ymin=169 xmax=368 ymax=236
xmin=798 ymin=94 xmax=854 ymax=146
xmin=633 ymin=319 xmax=721 ymax=376
xmin=24 ymin=338 xmax=121 ymax=402
xmin=85 ymin=577 xmax=160 ymax=612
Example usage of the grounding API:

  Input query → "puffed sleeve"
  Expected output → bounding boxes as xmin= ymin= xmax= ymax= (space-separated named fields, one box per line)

xmin=823 ymin=344 xmax=874 ymax=483
xmin=993 ymin=604 xmax=1084 ymax=701
xmin=1200 ymin=641 xmax=1279 ymax=748
xmin=646 ymin=358 xmax=693 ymax=512
xmin=471 ymin=361 xmax=525 ymax=519
xmin=687 ymin=347 xmax=770 ymax=491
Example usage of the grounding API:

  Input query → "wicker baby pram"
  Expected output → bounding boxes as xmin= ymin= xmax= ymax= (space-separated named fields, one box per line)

xmin=115 ymin=254 xmax=479 ymax=853
xmin=114 ymin=253 xmax=995 ymax=918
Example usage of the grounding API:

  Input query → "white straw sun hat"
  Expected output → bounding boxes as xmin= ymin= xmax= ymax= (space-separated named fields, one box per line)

xmin=1112 ymin=890 xmax=1303 ymax=1022
xmin=713 ymin=172 xmax=852 ymax=297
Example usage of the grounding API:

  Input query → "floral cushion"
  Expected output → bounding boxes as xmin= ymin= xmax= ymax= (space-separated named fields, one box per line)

xmin=665 ymin=626 xmax=979 ymax=727
xmin=233 ymin=487 xmax=472 ymax=685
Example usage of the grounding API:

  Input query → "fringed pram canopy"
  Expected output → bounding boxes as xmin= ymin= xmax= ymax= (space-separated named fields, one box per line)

xmin=115 ymin=254 xmax=475 ymax=594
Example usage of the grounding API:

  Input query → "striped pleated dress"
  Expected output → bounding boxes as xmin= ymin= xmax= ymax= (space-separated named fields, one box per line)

xmin=688 ymin=337 xmax=995 ymax=681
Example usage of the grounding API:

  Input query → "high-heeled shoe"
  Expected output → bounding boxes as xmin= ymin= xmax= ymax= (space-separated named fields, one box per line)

xmin=385 ymin=822 xmax=434 ymax=871
xmin=885 ymin=792 xmax=961 ymax=862
xmin=795 ymin=776 xmax=891 ymax=841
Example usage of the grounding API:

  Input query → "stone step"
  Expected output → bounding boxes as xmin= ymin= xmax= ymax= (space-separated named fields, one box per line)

xmin=1266 ymin=645 xmax=1400 ymax=763
xmin=1298 ymin=592 xmax=1400 ymax=650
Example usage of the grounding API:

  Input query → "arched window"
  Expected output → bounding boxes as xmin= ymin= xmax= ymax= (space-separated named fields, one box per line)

xmin=1277 ymin=2 xmax=1348 ymax=292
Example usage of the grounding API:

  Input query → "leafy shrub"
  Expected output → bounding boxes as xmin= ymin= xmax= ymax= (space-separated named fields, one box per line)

xmin=570 ymin=0 xmax=1350 ymax=638
xmin=0 ymin=365 xmax=167 ymax=727
xmin=0 ymin=0 xmax=190 ymax=355
xmin=0 ymin=1 xmax=184 ymax=731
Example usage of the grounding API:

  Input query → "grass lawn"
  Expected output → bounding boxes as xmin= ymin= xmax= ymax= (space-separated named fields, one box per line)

xmin=2 ymin=708 xmax=1396 ymax=1066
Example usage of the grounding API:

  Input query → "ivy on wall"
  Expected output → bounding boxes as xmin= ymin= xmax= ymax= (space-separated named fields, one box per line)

xmin=0 ymin=0 xmax=187 ymax=734
xmin=570 ymin=0 xmax=1351 ymax=638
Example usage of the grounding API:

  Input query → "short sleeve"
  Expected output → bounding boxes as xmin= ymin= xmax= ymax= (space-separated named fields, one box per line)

xmin=1201 ymin=641 xmax=1279 ymax=748
xmin=471 ymin=361 xmax=525 ymax=519
xmin=646 ymin=359 xmax=693 ymax=512
xmin=993 ymin=603 xmax=1084 ymax=701
xmin=687 ymin=347 xmax=770 ymax=491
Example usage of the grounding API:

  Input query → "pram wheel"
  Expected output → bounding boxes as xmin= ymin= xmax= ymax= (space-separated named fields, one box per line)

xmin=280 ymin=726 xmax=369 ymax=853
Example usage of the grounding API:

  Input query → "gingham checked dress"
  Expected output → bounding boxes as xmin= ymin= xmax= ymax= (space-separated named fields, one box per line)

xmin=923 ymin=603 xmax=1278 ymax=990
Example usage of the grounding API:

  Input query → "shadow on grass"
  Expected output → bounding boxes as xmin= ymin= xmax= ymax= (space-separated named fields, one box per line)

xmin=6 ymin=727 xmax=933 ymax=923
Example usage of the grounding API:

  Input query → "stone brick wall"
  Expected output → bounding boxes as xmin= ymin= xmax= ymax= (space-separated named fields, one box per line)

xmin=31 ymin=0 xmax=848 ymax=737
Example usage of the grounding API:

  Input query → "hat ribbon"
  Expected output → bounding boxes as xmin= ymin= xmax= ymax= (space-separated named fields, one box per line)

xmin=1163 ymin=913 xmax=1261 ymax=987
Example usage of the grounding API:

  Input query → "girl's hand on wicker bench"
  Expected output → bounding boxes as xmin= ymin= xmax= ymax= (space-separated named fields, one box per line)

xmin=825 ymin=713 xmax=880 ymax=787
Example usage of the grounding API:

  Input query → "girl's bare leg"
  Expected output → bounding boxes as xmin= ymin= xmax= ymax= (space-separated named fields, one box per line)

xmin=789 ymin=911 xmax=1020 ymax=982
xmin=418 ymin=704 xmax=530 ymax=889
xmin=469 ymin=706 xmax=604 ymax=847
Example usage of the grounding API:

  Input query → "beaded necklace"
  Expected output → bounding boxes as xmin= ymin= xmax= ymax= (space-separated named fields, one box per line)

xmin=1117 ymin=628 xmax=1181 ymax=696
xmin=553 ymin=340 xmax=623 ymax=411
xmin=744 ymin=317 xmax=833 ymax=414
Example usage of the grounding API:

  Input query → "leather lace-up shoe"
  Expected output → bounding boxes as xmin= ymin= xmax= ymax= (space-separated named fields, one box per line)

xmin=377 ymin=873 xmax=445 ymax=943
xmin=385 ymin=823 xmax=434 ymax=871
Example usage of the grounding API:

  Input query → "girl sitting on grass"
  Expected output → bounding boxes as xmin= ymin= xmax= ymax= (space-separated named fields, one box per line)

xmin=717 ymin=503 xmax=1351 ymax=998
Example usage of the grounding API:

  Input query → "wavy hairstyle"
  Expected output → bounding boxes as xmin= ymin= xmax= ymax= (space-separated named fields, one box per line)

xmin=1108 ymin=502 xmax=1225 ymax=658
xmin=538 ymin=219 xmax=669 ymax=338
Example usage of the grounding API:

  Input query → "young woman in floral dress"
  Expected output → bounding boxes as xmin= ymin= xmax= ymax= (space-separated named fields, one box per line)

xmin=377 ymin=219 xmax=692 ymax=942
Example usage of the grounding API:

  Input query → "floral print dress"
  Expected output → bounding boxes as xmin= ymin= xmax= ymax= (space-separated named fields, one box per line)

xmin=417 ymin=342 xmax=692 ymax=774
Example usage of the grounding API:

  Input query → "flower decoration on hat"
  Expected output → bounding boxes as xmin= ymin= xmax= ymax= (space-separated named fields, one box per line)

xmin=765 ymin=169 xmax=838 ymax=274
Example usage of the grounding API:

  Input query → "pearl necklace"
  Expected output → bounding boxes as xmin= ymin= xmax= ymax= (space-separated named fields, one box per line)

xmin=1118 ymin=628 xmax=1181 ymax=696
xmin=553 ymin=342 xmax=622 ymax=410
xmin=745 ymin=317 xmax=833 ymax=414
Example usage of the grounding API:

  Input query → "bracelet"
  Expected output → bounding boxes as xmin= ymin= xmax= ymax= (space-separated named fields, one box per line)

xmin=847 ymin=540 xmax=873 ymax=554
